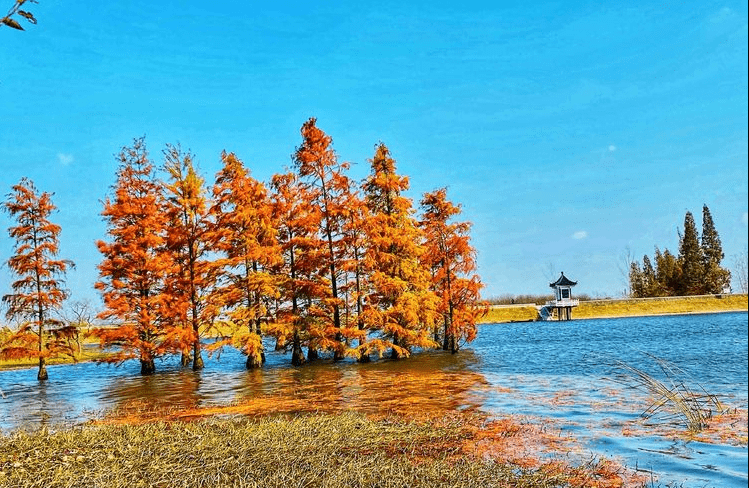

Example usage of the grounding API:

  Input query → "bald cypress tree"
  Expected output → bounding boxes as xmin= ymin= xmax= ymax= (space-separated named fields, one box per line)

xmin=678 ymin=211 xmax=703 ymax=295
xmin=700 ymin=204 xmax=731 ymax=294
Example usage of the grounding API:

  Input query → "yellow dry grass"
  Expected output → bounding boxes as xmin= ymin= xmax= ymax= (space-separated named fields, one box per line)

xmin=0 ymin=412 xmax=645 ymax=488
xmin=480 ymin=294 xmax=747 ymax=323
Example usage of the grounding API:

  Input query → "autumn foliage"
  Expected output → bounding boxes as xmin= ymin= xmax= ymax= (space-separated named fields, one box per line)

xmin=4 ymin=118 xmax=486 ymax=375
xmin=1 ymin=178 xmax=74 ymax=380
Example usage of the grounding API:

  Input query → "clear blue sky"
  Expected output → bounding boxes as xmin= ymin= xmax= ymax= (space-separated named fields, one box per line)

xmin=1 ymin=1 xmax=747 ymax=310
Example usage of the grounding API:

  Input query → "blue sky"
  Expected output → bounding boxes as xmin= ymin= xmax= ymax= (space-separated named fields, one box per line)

xmin=1 ymin=1 xmax=747 ymax=309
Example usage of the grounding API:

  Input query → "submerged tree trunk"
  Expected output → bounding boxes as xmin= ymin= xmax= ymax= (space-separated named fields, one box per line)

xmin=246 ymin=353 xmax=262 ymax=369
xmin=140 ymin=358 xmax=155 ymax=375
xmin=307 ymin=347 xmax=319 ymax=361
xmin=390 ymin=335 xmax=401 ymax=359
xmin=291 ymin=333 xmax=305 ymax=366
xmin=37 ymin=357 xmax=48 ymax=381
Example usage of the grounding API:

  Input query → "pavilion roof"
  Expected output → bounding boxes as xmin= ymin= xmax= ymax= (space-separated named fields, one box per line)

xmin=549 ymin=272 xmax=577 ymax=287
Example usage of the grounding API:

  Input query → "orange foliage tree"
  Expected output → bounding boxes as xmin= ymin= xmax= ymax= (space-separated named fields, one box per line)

xmin=293 ymin=118 xmax=359 ymax=361
xmin=163 ymin=144 xmax=219 ymax=371
xmin=267 ymin=172 xmax=322 ymax=365
xmin=359 ymin=143 xmax=439 ymax=359
xmin=94 ymin=138 xmax=177 ymax=375
xmin=209 ymin=151 xmax=282 ymax=369
xmin=420 ymin=188 xmax=487 ymax=353
xmin=340 ymin=188 xmax=372 ymax=362
xmin=1 ymin=178 xmax=74 ymax=380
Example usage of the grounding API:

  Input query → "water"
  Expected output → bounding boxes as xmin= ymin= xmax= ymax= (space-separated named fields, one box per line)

xmin=1 ymin=312 xmax=747 ymax=487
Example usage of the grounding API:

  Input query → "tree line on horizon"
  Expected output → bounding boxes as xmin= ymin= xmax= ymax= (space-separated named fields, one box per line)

xmin=628 ymin=205 xmax=731 ymax=298
xmin=1 ymin=118 xmax=487 ymax=380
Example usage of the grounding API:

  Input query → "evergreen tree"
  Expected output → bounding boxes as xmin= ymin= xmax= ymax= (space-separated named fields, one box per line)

xmin=700 ymin=204 xmax=730 ymax=294
xmin=641 ymin=255 xmax=656 ymax=297
xmin=654 ymin=247 xmax=681 ymax=296
xmin=678 ymin=211 xmax=703 ymax=295
xmin=628 ymin=261 xmax=644 ymax=298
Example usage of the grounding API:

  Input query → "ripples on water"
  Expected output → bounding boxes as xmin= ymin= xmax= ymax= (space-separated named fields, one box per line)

xmin=1 ymin=312 xmax=747 ymax=487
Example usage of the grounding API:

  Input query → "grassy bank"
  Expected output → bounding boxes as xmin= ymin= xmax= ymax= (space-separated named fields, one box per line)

xmin=0 ymin=345 xmax=110 ymax=371
xmin=0 ymin=412 xmax=642 ymax=488
xmin=481 ymin=294 xmax=748 ymax=323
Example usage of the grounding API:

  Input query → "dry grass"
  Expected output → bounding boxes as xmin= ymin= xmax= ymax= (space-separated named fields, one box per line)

xmin=479 ymin=294 xmax=747 ymax=324
xmin=482 ymin=305 xmax=539 ymax=324
xmin=574 ymin=294 xmax=747 ymax=320
xmin=610 ymin=354 xmax=726 ymax=432
xmin=0 ymin=348 xmax=110 ymax=371
xmin=0 ymin=412 xmax=642 ymax=488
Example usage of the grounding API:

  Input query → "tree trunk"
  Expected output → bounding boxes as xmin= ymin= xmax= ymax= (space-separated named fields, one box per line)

xmin=390 ymin=335 xmax=400 ymax=359
xmin=246 ymin=353 xmax=262 ymax=369
xmin=37 ymin=357 xmax=48 ymax=381
xmin=140 ymin=358 xmax=155 ymax=375
xmin=291 ymin=334 xmax=305 ymax=366
xmin=307 ymin=347 xmax=319 ymax=361
xmin=442 ymin=315 xmax=450 ymax=351
xmin=192 ymin=347 xmax=204 ymax=371
xmin=181 ymin=351 xmax=191 ymax=367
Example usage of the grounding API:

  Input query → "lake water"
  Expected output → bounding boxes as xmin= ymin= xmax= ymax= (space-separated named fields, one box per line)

xmin=1 ymin=312 xmax=747 ymax=487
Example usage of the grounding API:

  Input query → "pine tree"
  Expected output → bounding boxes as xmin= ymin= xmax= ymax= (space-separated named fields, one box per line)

xmin=628 ymin=261 xmax=644 ymax=298
xmin=700 ymin=204 xmax=730 ymax=294
xmin=641 ymin=255 xmax=656 ymax=297
xmin=678 ymin=211 xmax=703 ymax=295
xmin=95 ymin=138 xmax=178 ymax=375
xmin=654 ymin=247 xmax=681 ymax=296
xmin=1 ymin=178 xmax=74 ymax=380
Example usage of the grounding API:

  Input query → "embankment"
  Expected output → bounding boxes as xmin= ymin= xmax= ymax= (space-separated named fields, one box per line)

xmin=480 ymin=294 xmax=748 ymax=323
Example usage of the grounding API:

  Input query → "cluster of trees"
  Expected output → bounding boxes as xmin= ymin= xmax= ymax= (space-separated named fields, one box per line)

xmin=1 ymin=118 xmax=486 ymax=379
xmin=628 ymin=205 xmax=731 ymax=298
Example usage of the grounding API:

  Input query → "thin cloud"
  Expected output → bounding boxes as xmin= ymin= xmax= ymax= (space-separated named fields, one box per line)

xmin=608 ymin=145 xmax=616 ymax=152
xmin=57 ymin=153 xmax=74 ymax=166
xmin=742 ymin=212 xmax=747 ymax=226
xmin=572 ymin=231 xmax=588 ymax=240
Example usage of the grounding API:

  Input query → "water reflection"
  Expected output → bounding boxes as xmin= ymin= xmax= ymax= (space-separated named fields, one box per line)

xmin=97 ymin=350 xmax=490 ymax=422
xmin=1 ymin=312 xmax=747 ymax=488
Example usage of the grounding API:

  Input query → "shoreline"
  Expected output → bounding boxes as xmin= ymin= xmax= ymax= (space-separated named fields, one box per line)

xmin=480 ymin=293 xmax=748 ymax=324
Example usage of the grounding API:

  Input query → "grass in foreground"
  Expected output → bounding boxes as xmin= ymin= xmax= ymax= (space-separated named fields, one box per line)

xmin=0 ymin=412 xmax=645 ymax=488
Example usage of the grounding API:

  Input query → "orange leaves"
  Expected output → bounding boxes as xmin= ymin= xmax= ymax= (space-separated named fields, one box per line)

xmin=2 ymin=178 xmax=74 ymax=380
xmin=420 ymin=188 xmax=486 ymax=352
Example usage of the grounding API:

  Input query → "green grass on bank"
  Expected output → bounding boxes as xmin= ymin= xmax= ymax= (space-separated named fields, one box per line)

xmin=0 ymin=412 xmax=622 ymax=488
xmin=480 ymin=294 xmax=748 ymax=323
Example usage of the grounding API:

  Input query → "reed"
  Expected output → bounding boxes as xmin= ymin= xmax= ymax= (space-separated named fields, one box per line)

xmin=611 ymin=354 xmax=725 ymax=432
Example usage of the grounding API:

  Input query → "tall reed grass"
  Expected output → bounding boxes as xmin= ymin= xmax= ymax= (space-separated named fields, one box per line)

xmin=611 ymin=354 xmax=725 ymax=432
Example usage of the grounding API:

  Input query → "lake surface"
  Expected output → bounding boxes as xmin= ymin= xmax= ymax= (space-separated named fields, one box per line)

xmin=1 ymin=312 xmax=747 ymax=487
